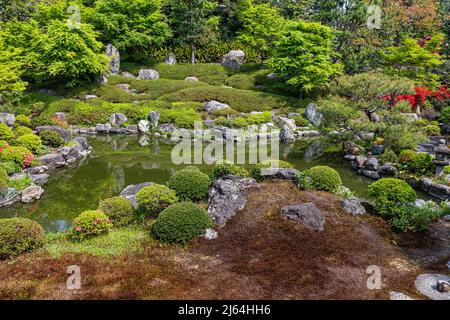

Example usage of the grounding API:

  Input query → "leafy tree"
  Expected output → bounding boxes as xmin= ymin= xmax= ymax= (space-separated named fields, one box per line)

xmin=268 ymin=20 xmax=343 ymax=96
xmin=381 ymin=34 xmax=444 ymax=87
xmin=28 ymin=20 xmax=109 ymax=87
xmin=91 ymin=0 xmax=171 ymax=61
xmin=236 ymin=0 xmax=286 ymax=62
xmin=0 ymin=36 xmax=27 ymax=97
xmin=166 ymin=0 xmax=216 ymax=64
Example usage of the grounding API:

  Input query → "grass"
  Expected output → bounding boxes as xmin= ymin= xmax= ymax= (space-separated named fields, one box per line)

xmin=45 ymin=225 xmax=150 ymax=258
xmin=159 ymin=85 xmax=302 ymax=112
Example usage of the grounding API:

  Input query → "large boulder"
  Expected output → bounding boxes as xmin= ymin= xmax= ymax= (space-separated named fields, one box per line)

xmin=260 ymin=168 xmax=299 ymax=181
xmin=379 ymin=163 xmax=398 ymax=177
xmin=95 ymin=123 xmax=112 ymax=133
xmin=281 ymin=203 xmax=325 ymax=231
xmin=165 ymin=53 xmax=177 ymax=65
xmin=109 ymin=113 xmax=127 ymax=127
xmin=0 ymin=188 xmax=20 ymax=207
xmin=221 ymin=50 xmax=245 ymax=70
xmin=39 ymin=153 xmax=66 ymax=168
xmin=21 ymin=185 xmax=44 ymax=203
xmin=353 ymin=155 xmax=367 ymax=170
xmin=278 ymin=117 xmax=296 ymax=132
xmin=0 ymin=113 xmax=15 ymax=127
xmin=149 ymin=110 xmax=160 ymax=129
xmin=138 ymin=120 xmax=150 ymax=133
xmin=30 ymin=173 xmax=49 ymax=186
xmin=119 ymin=182 xmax=154 ymax=208
xmin=204 ymin=100 xmax=230 ymax=114
xmin=428 ymin=183 xmax=450 ymax=200
xmin=137 ymin=69 xmax=159 ymax=80
xmin=185 ymin=76 xmax=199 ymax=82
xmin=363 ymin=157 xmax=379 ymax=171
xmin=280 ymin=126 xmax=295 ymax=143
xmin=341 ymin=199 xmax=366 ymax=216
xmin=157 ymin=123 xmax=177 ymax=135
xmin=208 ymin=175 xmax=258 ymax=227
xmin=105 ymin=44 xmax=120 ymax=75
xmin=305 ymin=103 xmax=323 ymax=127
xmin=415 ymin=274 xmax=450 ymax=300
xmin=390 ymin=292 xmax=414 ymax=300
xmin=36 ymin=126 xmax=71 ymax=142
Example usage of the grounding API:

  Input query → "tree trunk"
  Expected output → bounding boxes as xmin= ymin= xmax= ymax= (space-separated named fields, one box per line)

xmin=190 ymin=43 xmax=196 ymax=64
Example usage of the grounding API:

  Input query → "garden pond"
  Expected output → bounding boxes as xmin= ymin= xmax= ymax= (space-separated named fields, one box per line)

xmin=0 ymin=135 xmax=432 ymax=232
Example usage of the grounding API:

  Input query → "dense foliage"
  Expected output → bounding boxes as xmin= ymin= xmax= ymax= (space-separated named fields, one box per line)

xmin=0 ymin=218 xmax=44 ymax=259
xmin=296 ymin=166 xmax=342 ymax=192
xmin=98 ymin=196 xmax=135 ymax=227
xmin=167 ymin=167 xmax=211 ymax=201
xmin=72 ymin=210 xmax=112 ymax=241
xmin=135 ymin=184 xmax=178 ymax=218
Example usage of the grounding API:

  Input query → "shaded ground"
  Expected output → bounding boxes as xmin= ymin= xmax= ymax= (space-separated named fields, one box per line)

xmin=0 ymin=181 xmax=447 ymax=300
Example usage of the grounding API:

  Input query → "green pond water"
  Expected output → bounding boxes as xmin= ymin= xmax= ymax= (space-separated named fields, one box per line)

xmin=0 ymin=135 xmax=426 ymax=232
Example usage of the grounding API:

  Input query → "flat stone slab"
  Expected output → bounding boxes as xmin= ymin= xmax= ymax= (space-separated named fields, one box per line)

xmin=415 ymin=274 xmax=450 ymax=300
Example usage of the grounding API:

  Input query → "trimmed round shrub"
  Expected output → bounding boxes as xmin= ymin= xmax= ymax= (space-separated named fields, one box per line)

xmin=14 ymin=126 xmax=33 ymax=137
xmin=251 ymin=159 xmax=294 ymax=182
xmin=16 ymin=134 xmax=42 ymax=154
xmin=0 ymin=146 xmax=34 ymax=168
xmin=167 ymin=168 xmax=211 ymax=201
xmin=423 ymin=124 xmax=441 ymax=136
xmin=136 ymin=184 xmax=178 ymax=218
xmin=71 ymin=210 xmax=112 ymax=241
xmin=40 ymin=130 xmax=64 ymax=148
xmin=0 ymin=218 xmax=44 ymax=259
xmin=15 ymin=115 xmax=31 ymax=127
xmin=211 ymin=160 xmax=249 ymax=179
xmin=151 ymin=202 xmax=213 ymax=244
xmin=0 ymin=123 xmax=14 ymax=142
xmin=98 ymin=197 xmax=135 ymax=227
xmin=296 ymin=166 xmax=342 ymax=192
xmin=368 ymin=178 xmax=416 ymax=219
xmin=0 ymin=161 xmax=22 ymax=175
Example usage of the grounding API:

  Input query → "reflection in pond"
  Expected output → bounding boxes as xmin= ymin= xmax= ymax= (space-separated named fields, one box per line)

xmin=0 ymin=135 xmax=415 ymax=232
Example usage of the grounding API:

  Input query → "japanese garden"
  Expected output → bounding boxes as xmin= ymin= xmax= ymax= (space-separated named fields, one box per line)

xmin=0 ymin=0 xmax=449 ymax=301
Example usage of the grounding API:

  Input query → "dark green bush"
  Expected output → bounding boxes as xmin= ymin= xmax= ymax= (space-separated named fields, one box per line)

xmin=0 ymin=218 xmax=44 ymax=259
xmin=14 ymin=126 xmax=33 ymax=137
xmin=40 ymin=130 xmax=64 ymax=148
xmin=439 ymin=106 xmax=450 ymax=123
xmin=400 ymin=152 xmax=435 ymax=175
xmin=98 ymin=197 xmax=135 ymax=227
xmin=391 ymin=202 xmax=443 ymax=233
xmin=15 ymin=115 xmax=31 ymax=127
xmin=16 ymin=134 xmax=42 ymax=154
xmin=0 ymin=123 xmax=14 ymax=142
xmin=151 ymin=202 xmax=213 ymax=244
xmin=368 ymin=178 xmax=416 ymax=219
xmin=251 ymin=160 xmax=294 ymax=182
xmin=0 ymin=161 xmax=22 ymax=175
xmin=167 ymin=168 xmax=211 ymax=201
xmin=379 ymin=147 xmax=399 ymax=164
xmin=135 ymin=184 xmax=178 ymax=218
xmin=211 ymin=160 xmax=249 ymax=179
xmin=71 ymin=210 xmax=112 ymax=241
xmin=296 ymin=166 xmax=342 ymax=192
xmin=423 ymin=124 xmax=441 ymax=136
xmin=292 ymin=115 xmax=309 ymax=127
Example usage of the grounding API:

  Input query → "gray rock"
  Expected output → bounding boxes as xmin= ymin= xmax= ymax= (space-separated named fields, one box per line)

xmin=138 ymin=120 xmax=150 ymax=133
xmin=0 ymin=113 xmax=15 ymax=126
xmin=39 ymin=153 xmax=66 ymax=168
xmin=415 ymin=274 xmax=450 ymax=300
xmin=414 ymin=199 xmax=427 ymax=208
xmin=24 ymin=166 xmax=48 ymax=175
xmin=105 ymin=44 xmax=120 ymax=75
xmin=420 ymin=178 xmax=433 ymax=192
xmin=95 ymin=123 xmax=112 ymax=133
xmin=120 ymin=182 xmax=154 ymax=208
xmin=208 ymin=175 xmax=258 ymax=227
xmin=281 ymin=203 xmax=325 ymax=231
xmin=21 ymin=185 xmax=44 ymax=203
xmin=390 ymin=292 xmax=414 ymax=300
xmin=165 ymin=53 xmax=177 ymax=65
xmin=204 ymin=100 xmax=230 ymax=114
xmin=358 ymin=131 xmax=375 ymax=140
xmin=362 ymin=169 xmax=380 ymax=180
xmin=126 ymin=125 xmax=138 ymax=134
xmin=116 ymin=83 xmax=130 ymax=91
xmin=278 ymin=117 xmax=296 ymax=132
xmin=344 ymin=155 xmax=356 ymax=161
xmin=305 ymin=103 xmax=323 ymax=127
xmin=53 ymin=112 xmax=67 ymax=122
xmin=353 ymin=156 xmax=367 ymax=169
xmin=221 ymin=50 xmax=245 ymax=70
xmin=36 ymin=126 xmax=71 ymax=142
xmin=280 ymin=126 xmax=295 ymax=143
xmin=371 ymin=144 xmax=385 ymax=155
xmin=74 ymin=137 xmax=90 ymax=150
xmin=121 ymin=72 xmax=135 ymax=78
xmin=109 ymin=127 xmax=127 ymax=134
xmin=267 ymin=73 xmax=282 ymax=81
xmin=379 ymin=163 xmax=398 ymax=177
xmin=137 ymin=69 xmax=159 ymax=80
xmin=203 ymin=228 xmax=218 ymax=240
xmin=261 ymin=168 xmax=299 ymax=181
xmin=428 ymin=183 xmax=450 ymax=200
xmin=437 ymin=280 xmax=450 ymax=293
xmin=341 ymin=199 xmax=366 ymax=216
xmin=343 ymin=141 xmax=363 ymax=155
xmin=300 ymin=130 xmax=321 ymax=138
xmin=369 ymin=112 xmax=381 ymax=122
xmin=109 ymin=113 xmax=127 ymax=127
xmin=363 ymin=157 xmax=379 ymax=171
xmin=185 ymin=76 xmax=199 ymax=82
xmin=99 ymin=74 xmax=108 ymax=85
xmin=149 ymin=111 xmax=160 ymax=129
xmin=203 ymin=120 xmax=215 ymax=128
xmin=0 ymin=188 xmax=20 ymax=206
xmin=446 ymin=260 xmax=450 ymax=270
xmin=30 ymin=173 xmax=49 ymax=186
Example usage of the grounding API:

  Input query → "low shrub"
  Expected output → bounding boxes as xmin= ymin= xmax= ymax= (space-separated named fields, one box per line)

xmin=245 ymin=111 xmax=273 ymax=125
xmin=292 ymin=115 xmax=309 ymax=127
xmin=383 ymin=124 xmax=427 ymax=154
xmin=72 ymin=210 xmax=112 ymax=241
xmin=0 ymin=218 xmax=44 ymax=259
xmin=151 ymin=202 xmax=213 ymax=244
xmin=40 ymin=130 xmax=64 ymax=148
xmin=167 ymin=168 xmax=211 ymax=201
xmin=379 ymin=147 xmax=398 ymax=164
xmin=391 ymin=202 xmax=443 ymax=233
xmin=15 ymin=115 xmax=31 ymax=127
xmin=135 ymin=184 xmax=179 ymax=218
xmin=0 ymin=168 xmax=9 ymax=189
xmin=14 ymin=126 xmax=33 ymax=137
xmin=400 ymin=152 xmax=435 ymax=175
xmin=16 ymin=134 xmax=42 ymax=154
xmin=211 ymin=160 xmax=249 ymax=179
xmin=0 ymin=146 xmax=34 ymax=168
xmin=444 ymin=165 xmax=450 ymax=174
xmin=0 ymin=123 xmax=14 ymax=142
xmin=8 ymin=174 xmax=32 ymax=191
xmin=159 ymin=108 xmax=202 ymax=129
xmin=98 ymin=197 xmax=135 ymax=227
xmin=0 ymin=161 xmax=22 ymax=175
xmin=296 ymin=166 xmax=342 ymax=192
xmin=423 ymin=124 xmax=441 ymax=136
xmin=251 ymin=159 xmax=294 ymax=182
xmin=368 ymin=178 xmax=416 ymax=219
xmin=439 ymin=106 xmax=450 ymax=123
xmin=30 ymin=115 xmax=55 ymax=127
